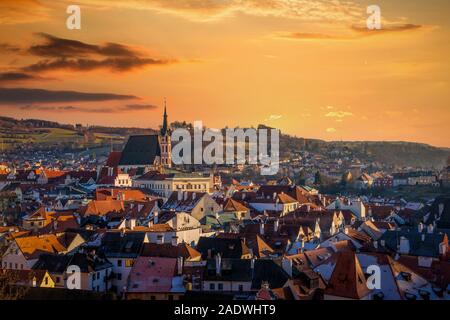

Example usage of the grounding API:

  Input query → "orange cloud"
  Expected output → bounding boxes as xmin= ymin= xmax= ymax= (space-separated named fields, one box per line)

xmin=277 ymin=23 xmax=423 ymax=40
xmin=81 ymin=0 xmax=364 ymax=23
xmin=0 ymin=0 xmax=49 ymax=25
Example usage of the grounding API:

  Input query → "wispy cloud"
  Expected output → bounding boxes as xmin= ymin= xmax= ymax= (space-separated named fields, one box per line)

xmin=0 ymin=0 xmax=50 ymax=25
xmin=18 ymin=104 xmax=158 ymax=113
xmin=351 ymin=23 xmax=423 ymax=35
xmin=325 ymin=111 xmax=354 ymax=118
xmin=80 ymin=0 xmax=364 ymax=23
xmin=20 ymin=33 xmax=175 ymax=73
xmin=326 ymin=127 xmax=337 ymax=133
xmin=276 ymin=23 xmax=423 ymax=41
xmin=265 ymin=114 xmax=283 ymax=121
xmin=0 ymin=72 xmax=52 ymax=83
xmin=0 ymin=42 xmax=21 ymax=53
xmin=0 ymin=88 xmax=138 ymax=105
xmin=122 ymin=104 xmax=158 ymax=111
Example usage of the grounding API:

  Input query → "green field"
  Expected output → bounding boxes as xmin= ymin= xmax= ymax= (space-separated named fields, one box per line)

xmin=0 ymin=127 xmax=124 ymax=151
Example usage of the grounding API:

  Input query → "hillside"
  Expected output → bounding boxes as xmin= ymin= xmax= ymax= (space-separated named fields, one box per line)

xmin=0 ymin=116 xmax=448 ymax=168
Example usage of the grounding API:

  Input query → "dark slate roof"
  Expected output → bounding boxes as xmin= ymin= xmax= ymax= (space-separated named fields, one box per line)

xmin=204 ymin=258 xmax=253 ymax=282
xmin=379 ymin=229 xmax=447 ymax=258
xmin=100 ymin=231 xmax=145 ymax=258
xmin=32 ymin=253 xmax=112 ymax=273
xmin=251 ymin=259 xmax=289 ymax=290
xmin=32 ymin=254 xmax=72 ymax=273
xmin=196 ymin=237 xmax=250 ymax=259
xmin=119 ymin=135 xmax=161 ymax=166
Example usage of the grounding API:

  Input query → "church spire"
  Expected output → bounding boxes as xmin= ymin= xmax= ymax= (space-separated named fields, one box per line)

xmin=161 ymin=98 xmax=168 ymax=136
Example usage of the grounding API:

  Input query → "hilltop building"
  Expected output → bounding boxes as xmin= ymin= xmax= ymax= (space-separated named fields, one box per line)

xmin=98 ymin=102 xmax=173 ymax=184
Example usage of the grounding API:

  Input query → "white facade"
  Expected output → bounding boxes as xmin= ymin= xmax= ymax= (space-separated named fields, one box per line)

xmin=134 ymin=175 xmax=212 ymax=198
xmin=115 ymin=173 xmax=132 ymax=187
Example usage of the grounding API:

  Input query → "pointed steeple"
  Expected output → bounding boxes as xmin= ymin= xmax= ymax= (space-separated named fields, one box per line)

xmin=161 ymin=98 xmax=168 ymax=136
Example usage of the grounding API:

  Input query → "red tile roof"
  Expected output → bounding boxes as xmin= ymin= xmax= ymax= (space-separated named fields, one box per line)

xmin=325 ymin=251 xmax=370 ymax=299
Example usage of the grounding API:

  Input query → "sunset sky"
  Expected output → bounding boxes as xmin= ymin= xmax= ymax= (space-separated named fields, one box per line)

xmin=0 ymin=0 xmax=449 ymax=147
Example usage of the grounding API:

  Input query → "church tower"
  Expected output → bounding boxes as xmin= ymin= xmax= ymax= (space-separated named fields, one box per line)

xmin=159 ymin=99 xmax=172 ymax=168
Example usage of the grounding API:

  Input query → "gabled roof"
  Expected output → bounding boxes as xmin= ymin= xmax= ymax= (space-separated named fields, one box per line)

xmin=95 ymin=188 xmax=150 ymax=201
xmin=100 ymin=231 xmax=145 ymax=258
xmin=251 ymin=259 xmax=289 ymax=290
xmin=140 ymin=242 xmax=201 ymax=260
xmin=379 ymin=229 xmax=448 ymax=258
xmin=204 ymin=258 xmax=253 ymax=282
xmin=223 ymin=198 xmax=249 ymax=212
xmin=15 ymin=234 xmax=66 ymax=259
xmin=127 ymin=257 xmax=177 ymax=293
xmin=80 ymin=200 xmax=124 ymax=217
xmin=26 ymin=207 xmax=47 ymax=221
xmin=197 ymin=237 xmax=251 ymax=259
xmin=325 ymin=251 xmax=371 ymax=299
xmin=32 ymin=253 xmax=72 ymax=273
xmin=119 ymin=135 xmax=161 ymax=166
xmin=33 ymin=252 xmax=112 ymax=274
xmin=0 ymin=269 xmax=50 ymax=286
xmin=256 ymin=185 xmax=311 ymax=204
xmin=161 ymin=191 xmax=207 ymax=212
xmin=244 ymin=234 xmax=274 ymax=258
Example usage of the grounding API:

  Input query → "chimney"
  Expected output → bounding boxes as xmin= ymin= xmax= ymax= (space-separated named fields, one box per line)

xmin=274 ymin=219 xmax=279 ymax=233
xmin=260 ymin=222 xmax=265 ymax=236
xmin=184 ymin=192 xmax=188 ymax=201
xmin=192 ymin=193 xmax=196 ymax=200
xmin=154 ymin=211 xmax=159 ymax=224
xmin=215 ymin=254 xmax=222 ymax=276
xmin=177 ymin=191 xmax=182 ymax=201
xmin=427 ymin=224 xmax=434 ymax=234
xmin=177 ymin=256 xmax=183 ymax=275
